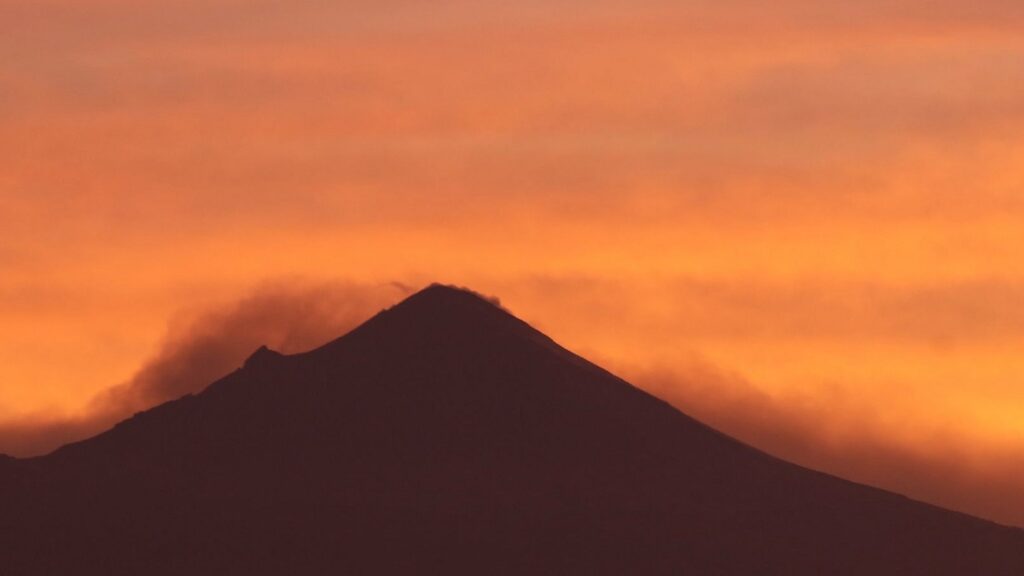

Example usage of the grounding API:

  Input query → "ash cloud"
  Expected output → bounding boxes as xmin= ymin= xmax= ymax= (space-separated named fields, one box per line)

xmin=622 ymin=361 xmax=1024 ymax=528
xmin=0 ymin=281 xmax=408 ymax=457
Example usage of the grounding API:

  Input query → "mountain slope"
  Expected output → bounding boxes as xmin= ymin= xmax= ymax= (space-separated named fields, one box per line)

xmin=2 ymin=284 xmax=1022 ymax=575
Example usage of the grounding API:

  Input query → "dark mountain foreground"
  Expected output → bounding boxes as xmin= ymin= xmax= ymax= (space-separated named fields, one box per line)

xmin=2 ymin=285 xmax=1022 ymax=575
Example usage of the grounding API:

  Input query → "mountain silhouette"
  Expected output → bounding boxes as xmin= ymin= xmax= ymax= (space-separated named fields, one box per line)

xmin=2 ymin=284 xmax=1022 ymax=575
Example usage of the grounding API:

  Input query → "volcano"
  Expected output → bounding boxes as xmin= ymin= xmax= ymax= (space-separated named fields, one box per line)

xmin=2 ymin=284 xmax=1022 ymax=575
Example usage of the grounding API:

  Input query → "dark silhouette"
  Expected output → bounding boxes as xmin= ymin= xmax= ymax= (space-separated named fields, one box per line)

xmin=2 ymin=284 xmax=1022 ymax=575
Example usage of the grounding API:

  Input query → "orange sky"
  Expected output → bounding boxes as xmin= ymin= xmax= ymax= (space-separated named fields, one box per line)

xmin=2 ymin=1 xmax=1024 ymax=525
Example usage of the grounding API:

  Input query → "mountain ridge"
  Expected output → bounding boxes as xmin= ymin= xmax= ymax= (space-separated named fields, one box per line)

xmin=2 ymin=283 xmax=1022 ymax=575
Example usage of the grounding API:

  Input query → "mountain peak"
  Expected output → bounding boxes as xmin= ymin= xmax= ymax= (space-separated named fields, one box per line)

xmin=243 ymin=345 xmax=283 ymax=370
xmin=366 ymin=283 xmax=516 ymax=335
xmin=305 ymin=283 xmax=528 ymax=364
xmin=399 ymin=283 xmax=504 ymax=311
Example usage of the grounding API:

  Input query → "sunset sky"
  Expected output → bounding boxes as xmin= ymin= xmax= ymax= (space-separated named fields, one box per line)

xmin=2 ymin=1 xmax=1024 ymax=525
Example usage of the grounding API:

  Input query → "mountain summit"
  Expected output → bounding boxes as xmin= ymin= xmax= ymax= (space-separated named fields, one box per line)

xmin=3 ymin=284 xmax=1023 ymax=575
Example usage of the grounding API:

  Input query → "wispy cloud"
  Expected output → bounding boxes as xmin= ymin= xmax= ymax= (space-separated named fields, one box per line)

xmin=0 ymin=281 xmax=405 ymax=457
